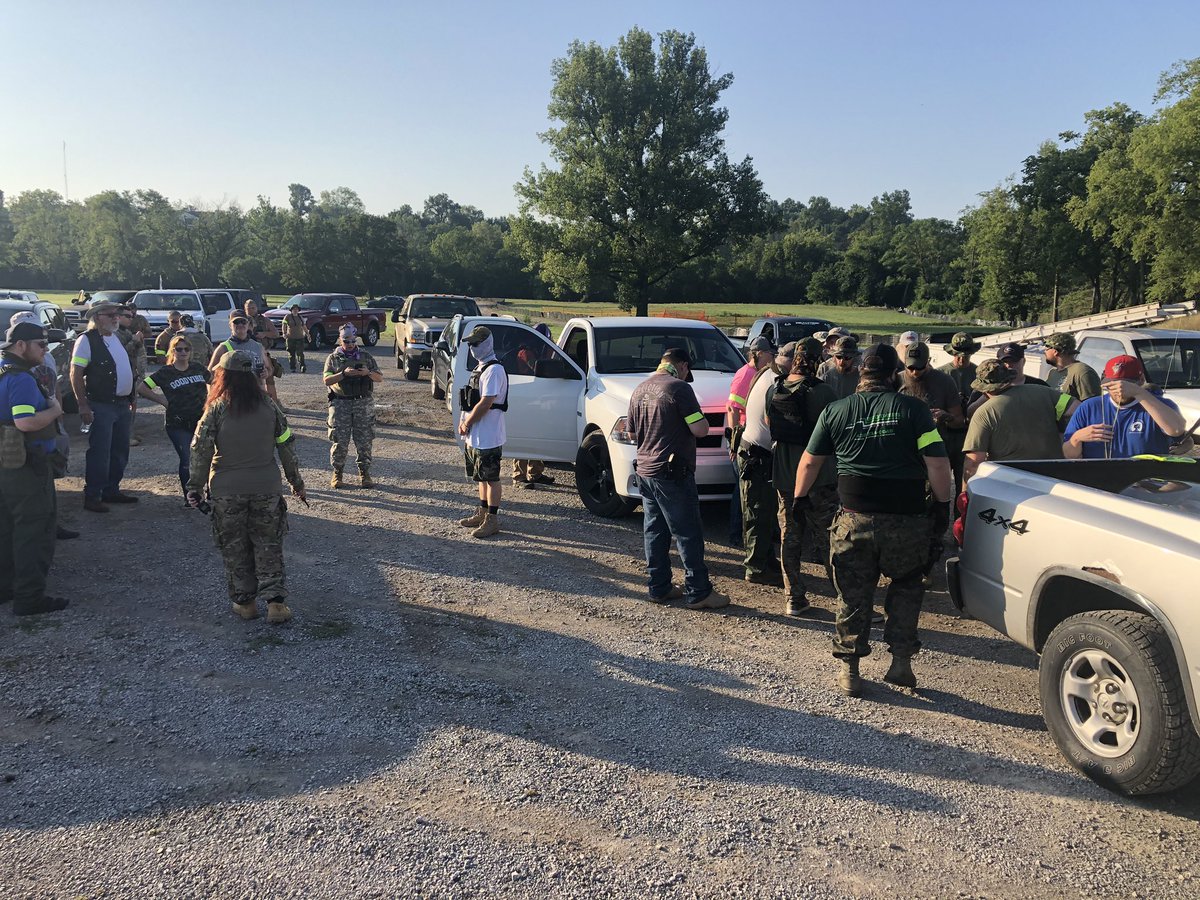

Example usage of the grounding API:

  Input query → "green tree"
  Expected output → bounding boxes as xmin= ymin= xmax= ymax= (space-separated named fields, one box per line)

xmin=513 ymin=27 xmax=767 ymax=315
xmin=962 ymin=187 xmax=1041 ymax=321
xmin=9 ymin=190 xmax=81 ymax=288
xmin=78 ymin=190 xmax=143 ymax=285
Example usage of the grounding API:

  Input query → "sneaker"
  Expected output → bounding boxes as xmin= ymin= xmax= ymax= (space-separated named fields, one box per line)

xmin=458 ymin=507 xmax=487 ymax=528
xmin=83 ymin=497 xmax=110 ymax=513
xmin=786 ymin=597 xmax=812 ymax=616
xmin=101 ymin=492 xmax=138 ymax=504
xmin=686 ymin=589 xmax=731 ymax=611
xmin=649 ymin=585 xmax=684 ymax=603
xmin=837 ymin=659 xmax=862 ymax=697
xmin=13 ymin=596 xmax=69 ymax=616
xmin=267 ymin=600 xmax=293 ymax=624
xmin=471 ymin=513 xmax=501 ymax=539
xmin=745 ymin=571 xmax=784 ymax=587
xmin=56 ymin=525 xmax=80 ymax=540
xmin=884 ymin=655 xmax=917 ymax=689
xmin=231 ymin=600 xmax=259 ymax=621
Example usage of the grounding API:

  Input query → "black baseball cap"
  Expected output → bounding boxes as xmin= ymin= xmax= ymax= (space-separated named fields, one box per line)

xmin=859 ymin=342 xmax=899 ymax=375
xmin=0 ymin=321 xmax=47 ymax=349
xmin=997 ymin=342 xmax=1024 ymax=361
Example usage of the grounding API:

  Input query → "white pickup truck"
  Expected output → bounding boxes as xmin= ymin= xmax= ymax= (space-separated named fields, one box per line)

xmin=946 ymin=457 xmax=1200 ymax=795
xmin=443 ymin=316 xmax=741 ymax=517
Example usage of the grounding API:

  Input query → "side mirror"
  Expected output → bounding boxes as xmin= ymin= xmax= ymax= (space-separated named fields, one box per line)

xmin=46 ymin=328 xmax=67 ymax=343
xmin=436 ymin=339 xmax=450 ymax=354
xmin=534 ymin=358 xmax=581 ymax=380
xmin=391 ymin=309 xmax=404 ymax=323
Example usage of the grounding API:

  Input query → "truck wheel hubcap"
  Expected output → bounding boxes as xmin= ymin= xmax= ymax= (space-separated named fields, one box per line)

xmin=1060 ymin=649 xmax=1140 ymax=758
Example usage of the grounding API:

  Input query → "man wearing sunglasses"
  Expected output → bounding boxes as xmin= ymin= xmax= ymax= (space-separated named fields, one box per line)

xmin=0 ymin=321 xmax=68 ymax=615
xmin=323 ymin=324 xmax=382 ymax=488
xmin=70 ymin=302 xmax=138 ymax=513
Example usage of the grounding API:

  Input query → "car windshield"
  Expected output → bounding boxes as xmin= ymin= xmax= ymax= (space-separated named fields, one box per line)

xmin=91 ymin=291 xmax=136 ymax=305
xmin=1135 ymin=339 xmax=1200 ymax=389
xmin=282 ymin=295 xmax=330 ymax=311
xmin=592 ymin=326 xmax=743 ymax=374
xmin=777 ymin=321 xmax=834 ymax=344
xmin=0 ymin=291 xmax=36 ymax=302
xmin=135 ymin=292 xmax=201 ymax=311
xmin=410 ymin=298 xmax=478 ymax=318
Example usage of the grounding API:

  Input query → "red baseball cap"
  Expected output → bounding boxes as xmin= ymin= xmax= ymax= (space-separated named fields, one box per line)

xmin=1103 ymin=355 xmax=1144 ymax=381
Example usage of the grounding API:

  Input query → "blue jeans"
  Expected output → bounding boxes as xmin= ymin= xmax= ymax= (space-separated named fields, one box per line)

xmin=638 ymin=473 xmax=712 ymax=603
xmin=166 ymin=425 xmax=193 ymax=496
xmin=84 ymin=399 xmax=132 ymax=500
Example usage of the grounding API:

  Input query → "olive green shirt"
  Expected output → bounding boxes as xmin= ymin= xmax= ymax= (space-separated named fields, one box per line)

xmin=1047 ymin=360 xmax=1101 ymax=402
xmin=188 ymin=399 xmax=303 ymax=498
xmin=963 ymin=384 xmax=1072 ymax=462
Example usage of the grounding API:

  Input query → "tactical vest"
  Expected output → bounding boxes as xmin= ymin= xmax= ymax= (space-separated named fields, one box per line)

xmin=328 ymin=354 xmax=372 ymax=400
xmin=768 ymin=376 xmax=815 ymax=445
xmin=0 ymin=365 xmax=58 ymax=464
xmin=82 ymin=330 xmax=127 ymax=402
xmin=461 ymin=360 xmax=508 ymax=412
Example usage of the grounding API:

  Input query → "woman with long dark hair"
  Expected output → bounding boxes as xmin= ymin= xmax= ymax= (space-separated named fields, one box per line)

xmin=187 ymin=351 xmax=306 ymax=624
xmin=138 ymin=335 xmax=210 ymax=500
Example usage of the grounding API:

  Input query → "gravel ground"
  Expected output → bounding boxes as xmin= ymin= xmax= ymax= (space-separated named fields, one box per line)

xmin=3 ymin=350 xmax=1199 ymax=899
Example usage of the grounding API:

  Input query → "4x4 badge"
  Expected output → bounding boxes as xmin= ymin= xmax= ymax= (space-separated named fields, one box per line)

xmin=977 ymin=507 xmax=1029 ymax=535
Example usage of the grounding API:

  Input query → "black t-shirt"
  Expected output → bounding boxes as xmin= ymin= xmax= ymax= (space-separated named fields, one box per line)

xmin=146 ymin=363 xmax=211 ymax=430
xmin=628 ymin=373 xmax=705 ymax=478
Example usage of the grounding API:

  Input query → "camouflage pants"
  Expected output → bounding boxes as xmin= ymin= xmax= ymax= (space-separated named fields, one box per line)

xmin=738 ymin=450 xmax=779 ymax=578
xmin=328 ymin=397 xmax=375 ymax=470
xmin=286 ymin=339 xmax=307 ymax=371
xmin=829 ymin=509 xmax=931 ymax=659
xmin=210 ymin=493 xmax=288 ymax=604
xmin=776 ymin=483 xmax=838 ymax=601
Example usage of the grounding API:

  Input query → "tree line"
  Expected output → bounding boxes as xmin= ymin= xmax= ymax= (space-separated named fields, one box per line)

xmin=1 ymin=31 xmax=1196 ymax=323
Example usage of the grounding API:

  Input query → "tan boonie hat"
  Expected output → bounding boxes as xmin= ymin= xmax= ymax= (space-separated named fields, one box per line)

xmin=463 ymin=326 xmax=492 ymax=345
xmin=971 ymin=358 xmax=1017 ymax=393
xmin=216 ymin=350 xmax=255 ymax=372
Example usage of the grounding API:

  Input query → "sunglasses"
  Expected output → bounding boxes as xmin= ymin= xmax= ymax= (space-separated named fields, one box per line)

xmin=174 ymin=346 xmax=192 ymax=352
xmin=31 ymin=340 xmax=49 ymax=349
xmin=834 ymin=354 xmax=855 ymax=360
xmin=906 ymin=365 xmax=927 ymax=372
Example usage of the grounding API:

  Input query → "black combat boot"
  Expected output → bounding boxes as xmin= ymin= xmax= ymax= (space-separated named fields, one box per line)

xmin=884 ymin=655 xmax=917 ymax=689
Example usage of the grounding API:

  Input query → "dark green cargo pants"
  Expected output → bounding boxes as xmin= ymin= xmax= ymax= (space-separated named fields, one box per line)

xmin=738 ymin=448 xmax=780 ymax=579
xmin=0 ymin=460 xmax=57 ymax=612
xmin=829 ymin=509 xmax=931 ymax=659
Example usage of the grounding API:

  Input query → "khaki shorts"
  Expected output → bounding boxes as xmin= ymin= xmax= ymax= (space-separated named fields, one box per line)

xmin=464 ymin=446 xmax=502 ymax=483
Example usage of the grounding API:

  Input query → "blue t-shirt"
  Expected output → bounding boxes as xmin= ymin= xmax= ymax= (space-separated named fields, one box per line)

xmin=1064 ymin=393 xmax=1181 ymax=459
xmin=0 ymin=365 xmax=55 ymax=454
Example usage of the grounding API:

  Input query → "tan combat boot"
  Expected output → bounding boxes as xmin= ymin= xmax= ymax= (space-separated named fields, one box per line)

xmin=331 ymin=467 xmax=344 ymax=489
xmin=267 ymin=600 xmax=293 ymax=624
xmin=359 ymin=468 xmax=374 ymax=488
xmin=471 ymin=513 xmax=501 ymax=539
xmin=231 ymin=600 xmax=259 ymax=621
xmin=457 ymin=507 xmax=487 ymax=528
xmin=838 ymin=659 xmax=862 ymax=697
xmin=884 ymin=655 xmax=917 ymax=689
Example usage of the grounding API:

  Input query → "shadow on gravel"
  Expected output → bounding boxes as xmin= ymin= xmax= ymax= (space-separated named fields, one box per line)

xmin=866 ymin=684 xmax=1046 ymax=731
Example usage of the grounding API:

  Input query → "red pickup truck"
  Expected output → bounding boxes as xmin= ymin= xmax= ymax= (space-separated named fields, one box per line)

xmin=263 ymin=293 xmax=388 ymax=349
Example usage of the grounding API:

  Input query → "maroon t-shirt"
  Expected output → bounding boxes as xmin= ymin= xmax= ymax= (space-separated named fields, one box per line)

xmin=628 ymin=373 xmax=705 ymax=478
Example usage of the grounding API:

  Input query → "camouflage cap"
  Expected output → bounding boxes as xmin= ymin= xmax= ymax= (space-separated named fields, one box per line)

xmin=949 ymin=332 xmax=982 ymax=354
xmin=216 ymin=350 xmax=255 ymax=372
xmin=971 ymin=358 xmax=1017 ymax=393
xmin=1044 ymin=332 xmax=1077 ymax=353
xmin=463 ymin=325 xmax=492 ymax=346
xmin=833 ymin=336 xmax=860 ymax=357
xmin=797 ymin=336 xmax=824 ymax=360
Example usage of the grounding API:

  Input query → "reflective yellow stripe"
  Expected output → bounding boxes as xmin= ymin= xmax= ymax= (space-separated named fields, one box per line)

xmin=684 ymin=412 xmax=706 ymax=425
xmin=276 ymin=427 xmax=292 ymax=444
xmin=143 ymin=376 xmax=157 ymax=389
xmin=72 ymin=355 xmax=89 ymax=367
xmin=916 ymin=429 xmax=942 ymax=450
xmin=11 ymin=404 xmax=36 ymax=416
xmin=728 ymin=393 xmax=746 ymax=406
xmin=1055 ymin=393 xmax=1071 ymax=418
xmin=1131 ymin=454 xmax=1196 ymax=464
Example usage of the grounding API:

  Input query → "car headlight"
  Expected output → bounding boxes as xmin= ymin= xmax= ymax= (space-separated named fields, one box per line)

xmin=410 ymin=328 xmax=426 ymax=343
xmin=610 ymin=416 xmax=636 ymax=445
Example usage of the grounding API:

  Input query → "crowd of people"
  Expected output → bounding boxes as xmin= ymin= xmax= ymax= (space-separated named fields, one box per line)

xmin=1 ymin=306 xmax=1191 ymax=700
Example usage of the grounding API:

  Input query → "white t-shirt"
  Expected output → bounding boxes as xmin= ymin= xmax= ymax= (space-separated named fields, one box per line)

xmin=71 ymin=331 xmax=134 ymax=397
xmin=742 ymin=369 xmax=773 ymax=450
xmin=464 ymin=361 xmax=507 ymax=450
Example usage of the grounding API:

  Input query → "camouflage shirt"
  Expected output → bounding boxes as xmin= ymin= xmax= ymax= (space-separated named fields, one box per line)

xmin=324 ymin=349 xmax=379 ymax=399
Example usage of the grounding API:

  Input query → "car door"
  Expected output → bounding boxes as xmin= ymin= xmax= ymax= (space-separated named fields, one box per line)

xmin=201 ymin=292 xmax=235 ymax=341
xmin=450 ymin=320 xmax=584 ymax=462
xmin=1076 ymin=336 xmax=1128 ymax=379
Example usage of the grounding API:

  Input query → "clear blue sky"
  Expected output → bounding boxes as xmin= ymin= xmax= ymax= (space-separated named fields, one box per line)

xmin=4 ymin=1 xmax=1197 ymax=221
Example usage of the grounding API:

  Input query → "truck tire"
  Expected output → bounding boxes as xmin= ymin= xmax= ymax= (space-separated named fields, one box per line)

xmin=309 ymin=326 xmax=326 ymax=350
xmin=574 ymin=431 xmax=638 ymax=518
xmin=404 ymin=351 xmax=420 ymax=381
xmin=1040 ymin=610 xmax=1200 ymax=795
xmin=363 ymin=323 xmax=380 ymax=346
xmin=444 ymin=378 xmax=453 ymax=413
xmin=395 ymin=340 xmax=403 ymax=370
xmin=431 ymin=373 xmax=446 ymax=401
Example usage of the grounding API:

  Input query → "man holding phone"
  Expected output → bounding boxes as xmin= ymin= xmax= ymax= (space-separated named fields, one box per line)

xmin=323 ymin=324 xmax=382 ymax=488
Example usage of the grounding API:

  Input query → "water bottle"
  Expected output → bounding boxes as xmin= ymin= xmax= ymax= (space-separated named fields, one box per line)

xmin=80 ymin=422 xmax=90 ymax=434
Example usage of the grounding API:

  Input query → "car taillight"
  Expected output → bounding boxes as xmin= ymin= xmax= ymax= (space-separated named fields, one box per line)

xmin=953 ymin=516 xmax=966 ymax=547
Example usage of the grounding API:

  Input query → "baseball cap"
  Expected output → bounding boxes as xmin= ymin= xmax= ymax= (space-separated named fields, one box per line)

xmin=0 ymin=321 xmax=47 ymax=349
xmin=339 ymin=324 xmax=358 ymax=341
xmin=899 ymin=330 xmax=919 ymax=344
xmin=905 ymin=342 xmax=930 ymax=368
xmin=216 ymin=350 xmax=254 ymax=372
xmin=833 ymin=336 xmax=860 ymax=358
xmin=971 ymin=359 xmax=1017 ymax=393
xmin=996 ymin=341 xmax=1025 ymax=361
xmin=775 ymin=341 xmax=798 ymax=367
xmin=797 ymin=337 xmax=824 ymax=361
xmin=812 ymin=331 xmax=829 ymax=343
xmin=463 ymin=325 xmax=492 ymax=346
xmin=860 ymin=342 xmax=899 ymax=375
xmin=826 ymin=326 xmax=851 ymax=339
xmin=1103 ymin=355 xmax=1145 ymax=381
xmin=746 ymin=335 xmax=775 ymax=353
xmin=230 ymin=315 xmax=250 ymax=325
xmin=1044 ymin=332 xmax=1077 ymax=353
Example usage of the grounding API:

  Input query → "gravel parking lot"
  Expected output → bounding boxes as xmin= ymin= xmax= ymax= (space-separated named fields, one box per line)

xmin=3 ymin=352 xmax=1199 ymax=898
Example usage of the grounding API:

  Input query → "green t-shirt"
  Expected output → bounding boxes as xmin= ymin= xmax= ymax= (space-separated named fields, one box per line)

xmin=806 ymin=391 xmax=946 ymax=481
xmin=963 ymin=384 xmax=1072 ymax=461
xmin=1047 ymin=361 xmax=1101 ymax=402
